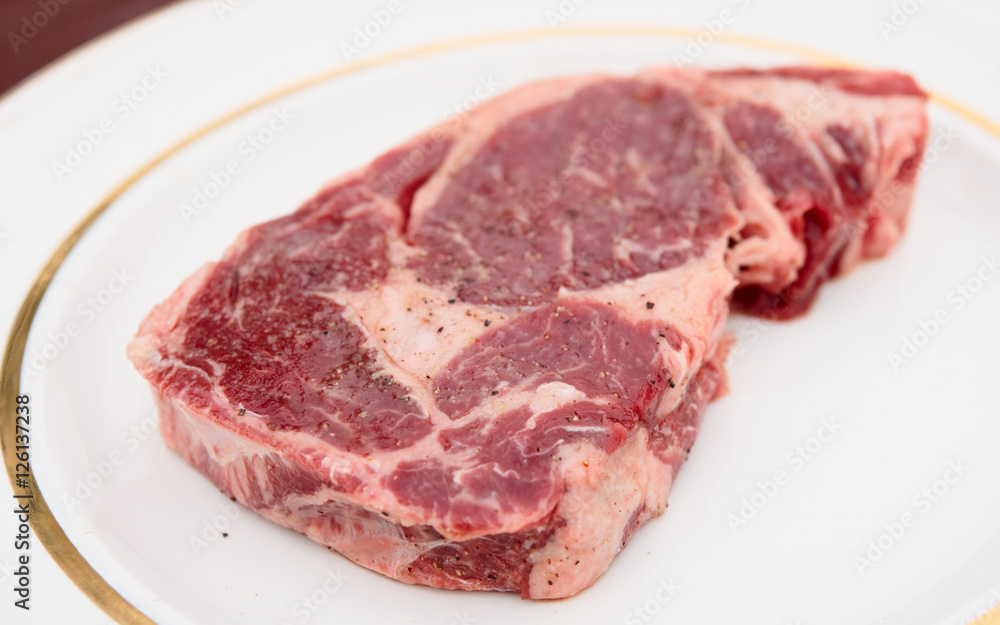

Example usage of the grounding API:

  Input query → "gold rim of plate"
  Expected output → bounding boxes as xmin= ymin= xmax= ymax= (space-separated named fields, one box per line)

xmin=1 ymin=24 xmax=998 ymax=625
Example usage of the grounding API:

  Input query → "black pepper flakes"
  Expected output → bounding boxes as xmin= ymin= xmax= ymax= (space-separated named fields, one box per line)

xmin=491 ymin=390 xmax=499 ymax=396
xmin=437 ymin=327 xmax=444 ymax=333
xmin=237 ymin=408 xmax=246 ymax=416
xmin=668 ymin=378 xmax=676 ymax=388
xmin=448 ymin=299 xmax=456 ymax=304
xmin=646 ymin=302 xmax=654 ymax=309
xmin=483 ymin=319 xmax=491 ymax=327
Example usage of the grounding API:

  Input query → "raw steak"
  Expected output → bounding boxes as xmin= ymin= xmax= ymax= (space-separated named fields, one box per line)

xmin=127 ymin=67 xmax=927 ymax=599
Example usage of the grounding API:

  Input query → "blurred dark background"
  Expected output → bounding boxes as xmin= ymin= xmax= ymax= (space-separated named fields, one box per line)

xmin=0 ymin=0 xmax=176 ymax=95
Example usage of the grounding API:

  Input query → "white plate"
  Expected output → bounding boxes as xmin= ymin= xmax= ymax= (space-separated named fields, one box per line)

xmin=11 ymin=7 xmax=1000 ymax=625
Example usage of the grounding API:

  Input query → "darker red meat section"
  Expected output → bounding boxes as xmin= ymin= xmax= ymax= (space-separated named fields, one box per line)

xmin=408 ymin=78 xmax=739 ymax=306
xmin=151 ymin=196 xmax=435 ymax=454
xmin=432 ymin=301 xmax=675 ymax=425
